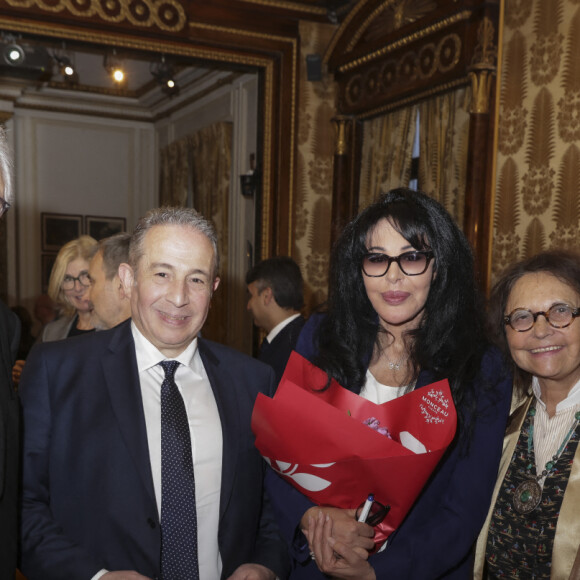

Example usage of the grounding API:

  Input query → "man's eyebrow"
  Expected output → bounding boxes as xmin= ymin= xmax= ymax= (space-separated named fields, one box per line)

xmin=149 ymin=262 xmax=210 ymax=276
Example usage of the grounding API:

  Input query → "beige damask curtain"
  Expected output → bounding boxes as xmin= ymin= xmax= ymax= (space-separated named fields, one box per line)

xmin=158 ymin=122 xmax=232 ymax=344
xmin=359 ymin=105 xmax=417 ymax=210
xmin=417 ymin=87 xmax=470 ymax=225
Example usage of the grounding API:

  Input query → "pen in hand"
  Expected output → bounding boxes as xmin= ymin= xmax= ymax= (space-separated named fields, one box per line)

xmin=357 ymin=494 xmax=374 ymax=523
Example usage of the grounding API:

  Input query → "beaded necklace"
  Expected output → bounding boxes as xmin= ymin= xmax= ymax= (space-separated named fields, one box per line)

xmin=513 ymin=406 xmax=580 ymax=514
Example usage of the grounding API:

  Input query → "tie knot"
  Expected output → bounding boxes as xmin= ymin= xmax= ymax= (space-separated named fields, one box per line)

xmin=160 ymin=360 xmax=180 ymax=380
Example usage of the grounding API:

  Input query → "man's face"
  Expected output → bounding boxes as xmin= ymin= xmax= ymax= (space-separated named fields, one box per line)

xmin=246 ymin=281 xmax=269 ymax=330
xmin=120 ymin=224 xmax=219 ymax=358
xmin=88 ymin=250 xmax=124 ymax=330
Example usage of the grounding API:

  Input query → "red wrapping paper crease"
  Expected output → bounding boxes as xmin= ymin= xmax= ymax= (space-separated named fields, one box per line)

xmin=252 ymin=351 xmax=457 ymax=544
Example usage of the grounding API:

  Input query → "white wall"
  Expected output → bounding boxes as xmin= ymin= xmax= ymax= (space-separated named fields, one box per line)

xmin=8 ymin=109 xmax=155 ymax=317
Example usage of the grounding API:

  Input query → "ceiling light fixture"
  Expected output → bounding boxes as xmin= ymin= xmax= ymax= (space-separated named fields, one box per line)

xmin=151 ymin=56 xmax=179 ymax=96
xmin=2 ymin=42 xmax=25 ymax=66
xmin=54 ymin=54 xmax=77 ymax=82
xmin=104 ymin=50 xmax=125 ymax=84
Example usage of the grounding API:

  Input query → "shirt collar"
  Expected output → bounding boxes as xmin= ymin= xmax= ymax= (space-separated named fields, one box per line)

xmin=267 ymin=313 xmax=300 ymax=343
xmin=131 ymin=321 xmax=198 ymax=373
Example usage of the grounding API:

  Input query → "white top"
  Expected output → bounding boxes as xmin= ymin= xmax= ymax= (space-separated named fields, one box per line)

xmin=361 ymin=369 xmax=412 ymax=404
xmin=532 ymin=376 xmax=580 ymax=487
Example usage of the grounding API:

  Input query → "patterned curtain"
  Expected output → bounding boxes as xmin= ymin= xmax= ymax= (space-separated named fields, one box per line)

xmin=159 ymin=138 xmax=190 ymax=206
xmin=418 ymin=86 xmax=470 ymax=226
xmin=158 ymin=122 xmax=232 ymax=345
xmin=359 ymin=105 xmax=417 ymax=210
xmin=189 ymin=122 xmax=232 ymax=345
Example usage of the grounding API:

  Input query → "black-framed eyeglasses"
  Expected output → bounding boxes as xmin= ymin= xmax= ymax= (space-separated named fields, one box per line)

xmin=0 ymin=198 xmax=11 ymax=218
xmin=62 ymin=272 xmax=91 ymax=290
xmin=355 ymin=498 xmax=390 ymax=526
xmin=504 ymin=303 xmax=580 ymax=332
xmin=362 ymin=250 xmax=434 ymax=277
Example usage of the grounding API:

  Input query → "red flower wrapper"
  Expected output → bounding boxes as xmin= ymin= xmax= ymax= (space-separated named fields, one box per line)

xmin=251 ymin=351 xmax=457 ymax=544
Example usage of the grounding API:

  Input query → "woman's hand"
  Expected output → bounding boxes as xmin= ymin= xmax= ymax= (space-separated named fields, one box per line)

xmin=307 ymin=511 xmax=376 ymax=580
xmin=301 ymin=506 xmax=375 ymax=556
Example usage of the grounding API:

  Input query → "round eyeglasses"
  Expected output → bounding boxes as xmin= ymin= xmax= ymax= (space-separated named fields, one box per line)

xmin=504 ymin=303 xmax=580 ymax=332
xmin=362 ymin=250 xmax=434 ymax=277
xmin=62 ymin=272 xmax=91 ymax=290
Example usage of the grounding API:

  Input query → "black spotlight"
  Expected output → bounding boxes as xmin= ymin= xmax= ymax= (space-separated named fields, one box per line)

xmin=2 ymin=43 xmax=25 ymax=66
xmin=151 ymin=57 xmax=179 ymax=96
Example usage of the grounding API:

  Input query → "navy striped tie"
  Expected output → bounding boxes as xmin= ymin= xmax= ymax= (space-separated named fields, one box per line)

xmin=160 ymin=360 xmax=199 ymax=580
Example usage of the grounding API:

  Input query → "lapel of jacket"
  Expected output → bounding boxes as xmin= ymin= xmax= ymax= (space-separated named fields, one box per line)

xmin=198 ymin=339 xmax=239 ymax=522
xmin=101 ymin=320 xmax=156 ymax=505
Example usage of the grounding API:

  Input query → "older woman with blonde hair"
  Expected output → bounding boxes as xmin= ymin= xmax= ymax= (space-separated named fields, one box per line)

xmin=39 ymin=235 xmax=98 ymax=342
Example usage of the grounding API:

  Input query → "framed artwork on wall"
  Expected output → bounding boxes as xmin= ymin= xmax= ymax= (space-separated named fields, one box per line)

xmin=85 ymin=216 xmax=127 ymax=241
xmin=41 ymin=213 xmax=83 ymax=252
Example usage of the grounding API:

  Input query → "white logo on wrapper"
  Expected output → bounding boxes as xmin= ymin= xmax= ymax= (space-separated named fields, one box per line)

xmin=420 ymin=389 xmax=450 ymax=424
xmin=264 ymin=458 xmax=334 ymax=492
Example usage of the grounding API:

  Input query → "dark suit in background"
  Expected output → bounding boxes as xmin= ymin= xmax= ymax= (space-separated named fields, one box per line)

xmin=0 ymin=299 xmax=20 ymax=579
xmin=19 ymin=321 xmax=289 ymax=579
xmin=258 ymin=315 xmax=305 ymax=384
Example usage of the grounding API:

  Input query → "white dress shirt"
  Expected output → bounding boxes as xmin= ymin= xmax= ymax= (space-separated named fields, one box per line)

xmin=532 ymin=376 xmax=580 ymax=487
xmin=265 ymin=313 xmax=301 ymax=344
xmin=94 ymin=325 xmax=223 ymax=579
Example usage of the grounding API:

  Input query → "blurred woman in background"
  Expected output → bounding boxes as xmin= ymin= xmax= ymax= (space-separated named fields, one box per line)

xmin=39 ymin=235 xmax=97 ymax=342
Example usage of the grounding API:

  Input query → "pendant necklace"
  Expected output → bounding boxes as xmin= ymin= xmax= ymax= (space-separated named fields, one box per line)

xmin=386 ymin=354 xmax=406 ymax=371
xmin=513 ymin=406 xmax=580 ymax=514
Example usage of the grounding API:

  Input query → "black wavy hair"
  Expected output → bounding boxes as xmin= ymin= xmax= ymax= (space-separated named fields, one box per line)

xmin=488 ymin=249 xmax=580 ymax=398
xmin=313 ymin=188 xmax=486 ymax=413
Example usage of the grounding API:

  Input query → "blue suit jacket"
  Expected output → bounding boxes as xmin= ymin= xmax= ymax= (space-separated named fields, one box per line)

xmin=0 ymin=300 xmax=20 ymax=578
xmin=258 ymin=315 xmax=306 ymax=385
xmin=20 ymin=320 xmax=289 ymax=580
xmin=265 ymin=315 xmax=513 ymax=579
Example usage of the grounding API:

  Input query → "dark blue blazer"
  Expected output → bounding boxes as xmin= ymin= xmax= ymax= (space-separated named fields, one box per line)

xmin=0 ymin=300 xmax=20 ymax=578
xmin=19 ymin=320 xmax=289 ymax=580
xmin=258 ymin=315 xmax=306 ymax=385
xmin=265 ymin=315 xmax=513 ymax=579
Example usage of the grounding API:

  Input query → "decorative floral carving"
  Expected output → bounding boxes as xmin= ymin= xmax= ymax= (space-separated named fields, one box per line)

xmin=4 ymin=0 xmax=186 ymax=31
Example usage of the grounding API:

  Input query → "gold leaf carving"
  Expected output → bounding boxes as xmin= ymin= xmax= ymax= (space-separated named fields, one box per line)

xmin=495 ymin=157 xmax=520 ymax=234
xmin=523 ymin=217 xmax=546 ymax=257
xmin=363 ymin=0 xmax=437 ymax=43
xmin=4 ymin=0 xmax=186 ymax=31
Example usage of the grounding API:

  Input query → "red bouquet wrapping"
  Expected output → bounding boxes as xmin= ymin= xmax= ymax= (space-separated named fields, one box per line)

xmin=251 ymin=351 xmax=457 ymax=544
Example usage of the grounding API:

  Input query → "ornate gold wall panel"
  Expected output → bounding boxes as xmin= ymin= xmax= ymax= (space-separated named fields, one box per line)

xmin=4 ymin=0 xmax=186 ymax=31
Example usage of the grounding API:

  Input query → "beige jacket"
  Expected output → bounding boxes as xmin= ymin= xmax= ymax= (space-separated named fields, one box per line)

xmin=473 ymin=394 xmax=580 ymax=579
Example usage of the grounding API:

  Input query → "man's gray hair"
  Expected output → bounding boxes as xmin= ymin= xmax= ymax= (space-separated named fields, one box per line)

xmin=0 ymin=126 xmax=13 ymax=202
xmin=130 ymin=207 xmax=220 ymax=275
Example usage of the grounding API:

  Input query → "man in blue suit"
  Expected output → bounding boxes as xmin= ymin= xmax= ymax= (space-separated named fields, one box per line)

xmin=246 ymin=257 xmax=305 ymax=385
xmin=20 ymin=207 xmax=289 ymax=580
xmin=0 ymin=126 xmax=20 ymax=580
